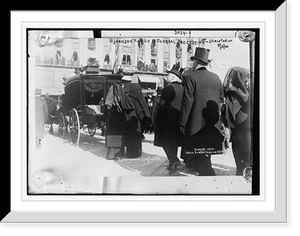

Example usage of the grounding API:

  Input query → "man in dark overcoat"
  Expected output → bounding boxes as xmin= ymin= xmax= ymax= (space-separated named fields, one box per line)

xmin=154 ymin=64 xmax=185 ymax=173
xmin=180 ymin=47 xmax=224 ymax=176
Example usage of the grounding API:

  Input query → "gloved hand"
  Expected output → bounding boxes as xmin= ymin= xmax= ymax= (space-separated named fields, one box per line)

xmin=180 ymin=125 xmax=185 ymax=135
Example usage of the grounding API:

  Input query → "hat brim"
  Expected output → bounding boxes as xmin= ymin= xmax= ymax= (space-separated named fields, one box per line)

xmin=190 ymin=56 xmax=210 ymax=65
xmin=167 ymin=69 xmax=182 ymax=80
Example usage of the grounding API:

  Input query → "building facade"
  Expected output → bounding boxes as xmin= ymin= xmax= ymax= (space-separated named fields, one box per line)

xmin=33 ymin=36 xmax=249 ymax=95
xmin=35 ymin=37 xmax=206 ymax=73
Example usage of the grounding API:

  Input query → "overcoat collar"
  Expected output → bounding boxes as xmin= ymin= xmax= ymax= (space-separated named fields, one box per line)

xmin=169 ymin=80 xmax=182 ymax=85
xmin=195 ymin=67 xmax=207 ymax=72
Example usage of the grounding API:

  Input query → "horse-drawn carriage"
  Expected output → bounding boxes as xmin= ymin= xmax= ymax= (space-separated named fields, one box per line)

xmin=49 ymin=65 xmax=123 ymax=146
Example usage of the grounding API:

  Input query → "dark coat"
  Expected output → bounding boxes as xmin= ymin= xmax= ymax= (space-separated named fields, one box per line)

xmin=154 ymin=81 xmax=184 ymax=147
xmin=180 ymin=67 xmax=224 ymax=156
xmin=222 ymin=66 xmax=251 ymax=174
xmin=124 ymin=83 xmax=152 ymax=137
xmin=222 ymin=66 xmax=250 ymax=131
xmin=150 ymin=94 xmax=161 ymax=132
xmin=105 ymin=83 xmax=134 ymax=148
xmin=123 ymin=83 xmax=152 ymax=157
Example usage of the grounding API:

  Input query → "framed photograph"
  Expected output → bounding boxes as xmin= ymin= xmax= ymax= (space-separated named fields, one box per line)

xmin=4 ymin=2 xmax=286 ymax=223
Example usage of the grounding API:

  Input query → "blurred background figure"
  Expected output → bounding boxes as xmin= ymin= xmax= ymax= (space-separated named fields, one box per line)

xmin=35 ymin=88 xmax=49 ymax=149
xmin=44 ymin=93 xmax=59 ymax=134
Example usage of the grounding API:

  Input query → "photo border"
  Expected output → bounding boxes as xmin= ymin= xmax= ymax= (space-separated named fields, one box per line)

xmin=4 ymin=3 xmax=287 ymax=223
xmin=25 ymin=26 xmax=260 ymax=198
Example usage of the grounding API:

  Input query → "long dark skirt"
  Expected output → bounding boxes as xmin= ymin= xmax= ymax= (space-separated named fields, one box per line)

xmin=106 ymin=147 xmax=125 ymax=159
xmin=105 ymin=106 xmax=127 ymax=160
xmin=106 ymin=135 xmax=125 ymax=159
xmin=125 ymin=138 xmax=142 ymax=158
xmin=231 ymin=130 xmax=251 ymax=176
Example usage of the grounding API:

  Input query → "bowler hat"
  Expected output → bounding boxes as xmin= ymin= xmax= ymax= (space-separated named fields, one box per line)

xmin=190 ymin=47 xmax=211 ymax=65
xmin=167 ymin=64 xmax=184 ymax=80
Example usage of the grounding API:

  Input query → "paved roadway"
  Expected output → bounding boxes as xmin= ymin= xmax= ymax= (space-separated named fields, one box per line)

xmin=28 ymin=125 xmax=251 ymax=194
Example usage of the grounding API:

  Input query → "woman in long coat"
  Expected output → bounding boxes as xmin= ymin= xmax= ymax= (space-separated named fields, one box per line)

xmin=124 ymin=83 xmax=152 ymax=158
xmin=222 ymin=66 xmax=251 ymax=175
xmin=105 ymin=83 xmax=134 ymax=159
xmin=154 ymin=65 xmax=184 ymax=171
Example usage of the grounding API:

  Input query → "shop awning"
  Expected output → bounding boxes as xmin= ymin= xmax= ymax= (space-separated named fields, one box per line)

xmin=137 ymin=76 xmax=161 ymax=84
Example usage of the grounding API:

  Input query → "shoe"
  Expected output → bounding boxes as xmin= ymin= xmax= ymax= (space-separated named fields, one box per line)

xmin=167 ymin=163 xmax=173 ymax=170
xmin=172 ymin=161 xmax=185 ymax=170
xmin=169 ymin=161 xmax=185 ymax=175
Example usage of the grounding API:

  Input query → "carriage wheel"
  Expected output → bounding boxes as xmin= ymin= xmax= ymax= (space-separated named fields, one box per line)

xmin=69 ymin=108 xmax=80 ymax=145
xmin=58 ymin=112 xmax=66 ymax=138
xmin=88 ymin=126 xmax=97 ymax=137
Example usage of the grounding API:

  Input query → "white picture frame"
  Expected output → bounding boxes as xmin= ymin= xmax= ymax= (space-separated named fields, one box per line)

xmin=1 ymin=2 xmax=287 ymax=223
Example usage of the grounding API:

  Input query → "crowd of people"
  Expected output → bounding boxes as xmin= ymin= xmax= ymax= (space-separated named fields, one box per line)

xmin=35 ymin=46 xmax=251 ymax=177
xmin=103 ymin=47 xmax=252 ymax=176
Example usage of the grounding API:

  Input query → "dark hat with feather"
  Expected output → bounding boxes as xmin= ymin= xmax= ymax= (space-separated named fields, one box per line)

xmin=167 ymin=63 xmax=184 ymax=80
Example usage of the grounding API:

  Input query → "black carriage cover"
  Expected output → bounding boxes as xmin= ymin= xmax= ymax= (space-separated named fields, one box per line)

xmin=62 ymin=74 xmax=123 ymax=112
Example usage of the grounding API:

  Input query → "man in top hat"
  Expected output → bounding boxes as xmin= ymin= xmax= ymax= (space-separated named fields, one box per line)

xmin=180 ymin=47 xmax=224 ymax=176
xmin=154 ymin=63 xmax=185 ymax=174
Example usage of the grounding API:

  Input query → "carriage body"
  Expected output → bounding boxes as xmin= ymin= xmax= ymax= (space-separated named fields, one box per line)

xmin=57 ymin=71 xmax=123 ymax=145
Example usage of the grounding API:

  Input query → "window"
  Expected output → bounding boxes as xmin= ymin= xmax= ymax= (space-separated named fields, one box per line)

xmin=175 ymin=40 xmax=182 ymax=67
xmin=71 ymin=39 xmax=80 ymax=67
xmin=163 ymin=59 xmax=169 ymax=72
xmin=71 ymin=50 xmax=79 ymax=66
xmin=88 ymin=38 xmax=96 ymax=50
xmin=151 ymin=39 xmax=157 ymax=56
xmin=187 ymin=42 xmax=193 ymax=68
xmin=150 ymin=39 xmax=158 ymax=72
xmin=137 ymin=38 xmax=145 ymax=71
xmin=163 ymin=41 xmax=170 ymax=72
xmin=103 ymin=39 xmax=112 ymax=69
xmin=122 ymin=54 xmax=131 ymax=65
xmin=104 ymin=53 xmax=110 ymax=64
xmin=55 ymin=50 xmax=62 ymax=65
xmin=149 ymin=59 xmax=157 ymax=72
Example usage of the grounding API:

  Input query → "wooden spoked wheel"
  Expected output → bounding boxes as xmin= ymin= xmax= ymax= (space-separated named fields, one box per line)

xmin=58 ymin=112 xmax=66 ymax=138
xmin=69 ymin=108 xmax=80 ymax=145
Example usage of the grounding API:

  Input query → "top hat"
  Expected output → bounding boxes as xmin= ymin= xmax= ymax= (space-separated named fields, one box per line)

xmin=167 ymin=63 xmax=184 ymax=80
xmin=190 ymin=47 xmax=211 ymax=65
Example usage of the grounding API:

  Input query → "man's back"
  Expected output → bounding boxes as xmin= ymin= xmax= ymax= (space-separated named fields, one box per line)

xmin=180 ymin=67 xmax=223 ymax=136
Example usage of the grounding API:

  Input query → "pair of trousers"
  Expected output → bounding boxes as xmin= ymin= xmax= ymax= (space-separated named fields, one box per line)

xmin=185 ymin=155 xmax=215 ymax=176
xmin=231 ymin=128 xmax=251 ymax=176
xmin=163 ymin=145 xmax=180 ymax=166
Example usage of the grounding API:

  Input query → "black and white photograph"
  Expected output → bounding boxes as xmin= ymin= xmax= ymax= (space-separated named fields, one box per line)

xmin=5 ymin=4 xmax=291 ymax=225
xmin=27 ymin=27 xmax=259 ymax=195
